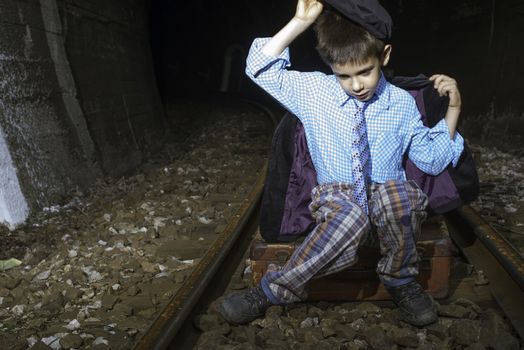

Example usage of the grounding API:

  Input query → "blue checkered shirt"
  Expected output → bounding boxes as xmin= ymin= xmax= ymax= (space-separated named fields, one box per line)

xmin=246 ymin=38 xmax=464 ymax=185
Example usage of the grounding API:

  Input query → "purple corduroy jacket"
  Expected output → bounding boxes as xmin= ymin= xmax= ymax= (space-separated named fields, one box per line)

xmin=259 ymin=75 xmax=479 ymax=243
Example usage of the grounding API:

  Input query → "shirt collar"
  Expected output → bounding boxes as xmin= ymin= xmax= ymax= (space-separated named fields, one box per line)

xmin=335 ymin=72 xmax=391 ymax=110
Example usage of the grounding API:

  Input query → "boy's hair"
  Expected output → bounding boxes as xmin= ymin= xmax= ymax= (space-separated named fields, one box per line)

xmin=314 ymin=7 xmax=386 ymax=66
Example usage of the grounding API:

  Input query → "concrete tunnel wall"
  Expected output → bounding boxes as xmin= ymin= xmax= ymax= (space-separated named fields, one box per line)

xmin=0 ymin=0 xmax=166 ymax=228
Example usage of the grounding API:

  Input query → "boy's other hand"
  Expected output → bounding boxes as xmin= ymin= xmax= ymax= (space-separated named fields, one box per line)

xmin=295 ymin=0 xmax=323 ymax=25
xmin=429 ymin=74 xmax=461 ymax=110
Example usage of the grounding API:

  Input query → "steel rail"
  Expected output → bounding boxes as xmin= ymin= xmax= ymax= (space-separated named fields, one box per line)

xmin=132 ymin=97 xmax=277 ymax=350
xmin=134 ymin=197 xmax=524 ymax=348
xmin=446 ymin=205 xmax=524 ymax=340
xmin=133 ymin=165 xmax=266 ymax=350
xmin=133 ymin=95 xmax=524 ymax=346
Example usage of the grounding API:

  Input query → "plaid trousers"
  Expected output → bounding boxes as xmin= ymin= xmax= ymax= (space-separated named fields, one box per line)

xmin=260 ymin=180 xmax=428 ymax=304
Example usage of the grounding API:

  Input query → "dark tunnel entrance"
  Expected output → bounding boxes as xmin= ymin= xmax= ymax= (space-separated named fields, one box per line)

xmin=148 ymin=0 xmax=524 ymax=150
xmin=148 ymin=0 xmax=315 ymax=103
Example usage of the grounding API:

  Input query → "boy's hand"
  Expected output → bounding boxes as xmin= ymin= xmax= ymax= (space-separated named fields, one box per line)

xmin=295 ymin=0 xmax=323 ymax=25
xmin=430 ymin=74 xmax=461 ymax=139
xmin=429 ymin=74 xmax=461 ymax=110
xmin=261 ymin=0 xmax=322 ymax=57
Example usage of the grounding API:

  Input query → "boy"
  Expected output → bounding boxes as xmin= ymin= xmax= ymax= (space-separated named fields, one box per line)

xmin=219 ymin=0 xmax=464 ymax=327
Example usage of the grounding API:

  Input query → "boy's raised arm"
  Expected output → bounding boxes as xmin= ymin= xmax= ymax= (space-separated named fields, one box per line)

xmin=429 ymin=74 xmax=461 ymax=139
xmin=262 ymin=0 xmax=323 ymax=57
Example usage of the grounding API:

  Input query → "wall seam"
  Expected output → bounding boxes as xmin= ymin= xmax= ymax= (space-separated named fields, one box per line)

xmin=40 ymin=0 xmax=98 ymax=166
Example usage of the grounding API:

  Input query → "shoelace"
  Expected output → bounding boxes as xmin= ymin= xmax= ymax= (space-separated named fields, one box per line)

xmin=395 ymin=282 xmax=423 ymax=302
xmin=242 ymin=287 xmax=269 ymax=309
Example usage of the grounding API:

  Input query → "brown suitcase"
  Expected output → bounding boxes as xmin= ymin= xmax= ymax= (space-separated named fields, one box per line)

xmin=249 ymin=216 xmax=451 ymax=300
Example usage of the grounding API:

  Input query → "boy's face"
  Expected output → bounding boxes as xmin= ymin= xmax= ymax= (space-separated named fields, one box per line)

xmin=331 ymin=45 xmax=392 ymax=102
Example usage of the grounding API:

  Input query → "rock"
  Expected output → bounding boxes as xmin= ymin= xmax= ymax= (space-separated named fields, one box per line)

xmin=363 ymin=325 xmax=394 ymax=349
xmin=174 ymin=269 xmax=191 ymax=284
xmin=230 ymin=343 xmax=258 ymax=350
xmin=390 ymin=326 xmax=420 ymax=348
xmin=264 ymin=338 xmax=289 ymax=349
xmin=155 ymin=239 xmax=209 ymax=260
xmin=126 ymin=294 xmax=154 ymax=312
xmin=438 ymin=304 xmax=469 ymax=318
xmin=11 ymin=304 xmax=26 ymax=316
xmin=378 ymin=309 xmax=401 ymax=326
xmin=140 ymin=260 xmax=158 ymax=273
xmin=60 ymin=334 xmax=84 ymax=349
xmin=126 ymin=285 xmax=141 ymax=296
xmin=334 ymin=323 xmax=357 ymax=341
xmin=230 ymin=327 xmax=256 ymax=344
xmin=64 ymin=319 xmax=81 ymax=331
xmin=303 ymin=327 xmax=325 ymax=344
xmin=321 ymin=310 xmax=345 ymax=322
xmin=349 ymin=318 xmax=367 ymax=331
xmin=319 ymin=319 xmax=337 ymax=338
xmin=266 ymin=305 xmax=283 ymax=317
xmin=9 ymin=286 xmax=28 ymax=303
xmin=92 ymin=336 xmax=109 ymax=347
xmin=127 ymin=328 xmax=139 ymax=337
xmin=307 ymin=306 xmax=324 ymax=318
xmin=0 ymin=332 xmax=25 ymax=350
xmin=256 ymin=327 xmax=285 ymax=346
xmin=40 ymin=324 xmax=69 ymax=337
xmin=309 ymin=339 xmax=336 ymax=350
xmin=355 ymin=302 xmax=382 ymax=316
xmin=64 ymin=268 xmax=85 ymax=284
xmin=344 ymin=309 xmax=364 ymax=324
xmin=64 ymin=287 xmax=84 ymax=301
xmin=0 ymin=276 xmax=21 ymax=290
xmin=347 ymin=339 xmax=369 ymax=350
xmin=101 ymin=294 xmax=119 ymax=310
xmin=481 ymin=331 xmax=520 ymax=350
xmin=0 ymin=296 xmax=13 ymax=307
xmin=415 ymin=344 xmax=434 ymax=350
xmin=479 ymin=308 xmax=509 ymax=339
xmin=294 ymin=327 xmax=318 ymax=342
xmin=450 ymin=319 xmax=481 ymax=345
xmin=300 ymin=317 xmax=319 ymax=328
xmin=26 ymin=317 xmax=45 ymax=330
xmin=287 ymin=305 xmax=308 ymax=320
xmin=42 ymin=292 xmax=65 ymax=312
xmin=426 ymin=322 xmax=449 ymax=340
xmin=466 ymin=343 xmax=486 ymax=350
xmin=111 ymin=303 xmax=133 ymax=316
xmin=452 ymin=298 xmax=482 ymax=314
xmin=107 ymin=330 xmax=133 ymax=349
xmin=138 ymin=308 xmax=158 ymax=318
xmin=194 ymin=313 xmax=225 ymax=332
xmin=34 ymin=270 xmax=51 ymax=281
xmin=29 ymin=342 xmax=52 ymax=350
xmin=151 ymin=276 xmax=176 ymax=294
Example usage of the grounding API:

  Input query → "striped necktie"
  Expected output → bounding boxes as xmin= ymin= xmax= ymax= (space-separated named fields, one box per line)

xmin=351 ymin=102 xmax=371 ymax=214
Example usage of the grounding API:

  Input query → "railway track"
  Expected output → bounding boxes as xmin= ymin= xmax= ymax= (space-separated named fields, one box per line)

xmin=133 ymin=165 xmax=524 ymax=349
xmin=134 ymin=165 xmax=266 ymax=350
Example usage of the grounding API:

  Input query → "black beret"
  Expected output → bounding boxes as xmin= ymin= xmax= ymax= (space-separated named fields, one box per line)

xmin=324 ymin=0 xmax=392 ymax=40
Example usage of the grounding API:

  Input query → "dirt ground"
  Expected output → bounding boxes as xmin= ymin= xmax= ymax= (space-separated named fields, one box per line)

xmin=0 ymin=98 xmax=522 ymax=349
xmin=0 ymin=98 xmax=272 ymax=349
xmin=469 ymin=144 xmax=524 ymax=255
